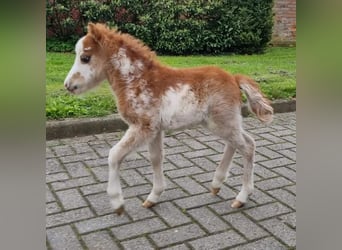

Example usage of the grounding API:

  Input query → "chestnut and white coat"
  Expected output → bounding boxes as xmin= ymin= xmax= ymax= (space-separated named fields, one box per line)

xmin=64 ymin=23 xmax=273 ymax=214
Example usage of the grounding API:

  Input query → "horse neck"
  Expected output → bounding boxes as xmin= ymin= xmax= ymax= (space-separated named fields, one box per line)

xmin=105 ymin=42 xmax=159 ymax=91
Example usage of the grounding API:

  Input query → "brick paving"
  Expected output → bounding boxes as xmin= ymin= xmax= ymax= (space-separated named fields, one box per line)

xmin=46 ymin=112 xmax=296 ymax=249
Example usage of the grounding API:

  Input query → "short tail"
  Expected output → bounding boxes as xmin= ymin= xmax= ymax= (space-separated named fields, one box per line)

xmin=235 ymin=74 xmax=273 ymax=124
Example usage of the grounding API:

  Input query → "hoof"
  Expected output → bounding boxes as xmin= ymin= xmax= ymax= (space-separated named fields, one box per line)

xmin=142 ymin=200 xmax=155 ymax=208
xmin=211 ymin=187 xmax=221 ymax=195
xmin=115 ymin=205 xmax=125 ymax=215
xmin=231 ymin=199 xmax=245 ymax=208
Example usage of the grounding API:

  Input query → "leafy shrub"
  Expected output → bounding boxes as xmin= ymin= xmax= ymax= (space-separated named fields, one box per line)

xmin=46 ymin=0 xmax=274 ymax=54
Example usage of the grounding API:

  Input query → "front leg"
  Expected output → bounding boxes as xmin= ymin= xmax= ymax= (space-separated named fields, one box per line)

xmin=107 ymin=126 xmax=149 ymax=215
xmin=142 ymin=130 xmax=165 ymax=208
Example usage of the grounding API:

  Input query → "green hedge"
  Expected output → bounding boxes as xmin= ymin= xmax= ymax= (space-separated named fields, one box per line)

xmin=46 ymin=0 xmax=274 ymax=54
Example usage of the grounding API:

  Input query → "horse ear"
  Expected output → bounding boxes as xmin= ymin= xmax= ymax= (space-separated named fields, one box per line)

xmin=87 ymin=22 xmax=106 ymax=45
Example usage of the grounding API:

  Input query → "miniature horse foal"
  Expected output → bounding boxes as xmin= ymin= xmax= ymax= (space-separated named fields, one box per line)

xmin=64 ymin=23 xmax=273 ymax=215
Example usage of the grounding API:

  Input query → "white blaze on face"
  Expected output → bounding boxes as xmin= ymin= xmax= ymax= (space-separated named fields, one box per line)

xmin=64 ymin=36 xmax=106 ymax=94
xmin=160 ymin=84 xmax=207 ymax=130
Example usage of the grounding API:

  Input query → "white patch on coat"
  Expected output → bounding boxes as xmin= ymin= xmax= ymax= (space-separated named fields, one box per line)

xmin=126 ymin=79 xmax=155 ymax=116
xmin=111 ymin=48 xmax=144 ymax=84
xmin=160 ymin=84 xmax=207 ymax=130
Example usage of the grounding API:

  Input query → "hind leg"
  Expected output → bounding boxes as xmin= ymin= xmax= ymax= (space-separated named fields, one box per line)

xmin=211 ymin=142 xmax=236 ymax=195
xmin=142 ymin=130 xmax=166 ymax=208
xmin=229 ymin=130 xmax=256 ymax=208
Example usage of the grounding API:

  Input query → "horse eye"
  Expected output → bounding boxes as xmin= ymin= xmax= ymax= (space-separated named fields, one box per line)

xmin=80 ymin=55 xmax=91 ymax=64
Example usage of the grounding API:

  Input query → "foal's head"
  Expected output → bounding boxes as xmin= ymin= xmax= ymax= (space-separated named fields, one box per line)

xmin=64 ymin=23 xmax=109 ymax=94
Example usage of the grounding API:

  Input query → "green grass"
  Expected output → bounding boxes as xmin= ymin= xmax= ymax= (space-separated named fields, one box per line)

xmin=46 ymin=47 xmax=296 ymax=120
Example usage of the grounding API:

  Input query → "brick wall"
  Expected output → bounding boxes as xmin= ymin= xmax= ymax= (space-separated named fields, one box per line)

xmin=272 ymin=0 xmax=296 ymax=46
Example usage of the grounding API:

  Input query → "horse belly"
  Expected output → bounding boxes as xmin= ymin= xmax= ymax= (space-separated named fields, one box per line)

xmin=160 ymin=84 xmax=207 ymax=130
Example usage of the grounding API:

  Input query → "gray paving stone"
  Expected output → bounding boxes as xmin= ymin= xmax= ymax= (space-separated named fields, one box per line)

xmin=223 ymin=213 xmax=269 ymax=240
xmin=244 ymin=202 xmax=292 ymax=221
xmin=91 ymin=142 xmax=110 ymax=157
xmin=258 ymin=133 xmax=286 ymax=143
xmin=71 ymin=142 xmax=94 ymax=154
xmin=157 ymin=188 xmax=189 ymax=203
xmin=208 ymin=198 xmax=258 ymax=215
xmin=280 ymin=212 xmax=296 ymax=228
xmin=282 ymin=135 xmax=296 ymax=144
xmin=248 ymin=188 xmax=275 ymax=204
xmin=182 ymin=138 xmax=207 ymax=150
xmin=46 ymin=186 xmax=55 ymax=202
xmin=153 ymin=202 xmax=191 ymax=227
xmin=196 ymin=134 xmax=220 ymax=142
xmin=82 ymin=231 xmax=120 ymax=250
xmin=91 ymin=166 xmax=109 ymax=182
xmin=190 ymin=157 xmax=217 ymax=171
xmin=124 ymin=183 xmax=152 ymax=198
xmin=166 ymin=154 xmax=193 ymax=168
xmin=46 ymin=147 xmax=55 ymax=158
xmin=86 ymin=192 xmax=115 ymax=216
xmin=270 ymin=129 xmax=296 ymax=137
xmin=189 ymin=230 xmax=246 ymax=250
xmin=162 ymin=243 xmax=190 ymax=250
xmin=256 ymin=147 xmax=283 ymax=159
xmin=267 ymin=142 xmax=296 ymax=151
xmin=51 ymin=176 xmax=96 ymax=191
xmin=47 ymin=225 xmax=83 ymax=249
xmin=188 ymin=207 xmax=230 ymax=233
xmin=80 ymin=182 xmax=107 ymax=195
xmin=260 ymin=218 xmax=296 ymax=247
xmin=125 ymin=197 xmax=156 ymax=221
xmin=144 ymin=174 xmax=177 ymax=190
xmin=51 ymin=145 xmax=75 ymax=157
xmin=255 ymin=139 xmax=273 ymax=147
xmin=184 ymin=128 xmax=205 ymax=137
xmin=268 ymin=189 xmax=296 ymax=210
xmin=249 ymin=127 xmax=275 ymax=134
xmin=259 ymin=158 xmax=295 ymax=169
xmin=46 ymin=158 xmax=64 ymax=174
xmin=204 ymin=140 xmax=225 ymax=152
xmin=183 ymin=148 xmax=216 ymax=159
xmin=166 ymin=166 xmax=204 ymax=179
xmin=56 ymin=188 xmax=87 ymax=210
xmin=121 ymin=237 xmax=154 ymax=250
xmin=165 ymin=146 xmax=191 ymax=156
xmin=150 ymin=224 xmax=206 ymax=248
xmin=46 ymin=172 xmax=69 ymax=183
xmin=253 ymin=164 xmax=278 ymax=179
xmin=192 ymin=172 xmax=214 ymax=183
xmin=230 ymin=236 xmax=286 ymax=250
xmin=75 ymin=213 xmax=130 ymax=234
xmin=173 ymin=176 xmax=207 ymax=195
xmin=285 ymin=185 xmax=296 ymax=195
xmin=273 ymin=166 xmax=296 ymax=182
xmin=121 ymin=169 xmax=148 ymax=186
xmin=138 ymin=162 xmax=176 ymax=175
xmin=59 ymin=152 xmax=98 ymax=164
xmin=64 ymin=162 xmax=90 ymax=178
xmin=174 ymin=193 xmax=221 ymax=209
xmin=46 ymin=202 xmax=61 ymax=215
xmin=255 ymin=176 xmax=294 ymax=191
xmin=84 ymin=157 xmax=108 ymax=167
xmin=112 ymin=217 xmax=167 ymax=240
xmin=278 ymin=149 xmax=296 ymax=160
xmin=164 ymin=136 xmax=184 ymax=147
xmin=46 ymin=207 xmax=94 ymax=228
